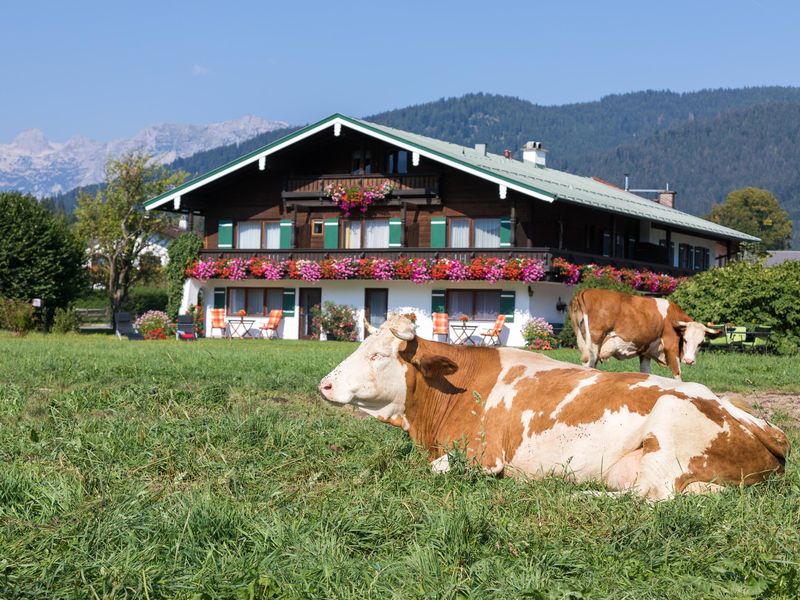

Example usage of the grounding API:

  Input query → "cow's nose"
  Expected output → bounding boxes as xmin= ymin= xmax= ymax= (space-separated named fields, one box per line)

xmin=319 ymin=379 xmax=333 ymax=399
xmin=683 ymin=357 xmax=695 ymax=365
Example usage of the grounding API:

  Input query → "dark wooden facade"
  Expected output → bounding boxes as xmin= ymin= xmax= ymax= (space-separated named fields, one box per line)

xmin=177 ymin=128 xmax=732 ymax=277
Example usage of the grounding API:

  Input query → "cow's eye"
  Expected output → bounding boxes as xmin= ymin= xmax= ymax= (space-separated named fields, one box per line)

xmin=370 ymin=353 xmax=387 ymax=362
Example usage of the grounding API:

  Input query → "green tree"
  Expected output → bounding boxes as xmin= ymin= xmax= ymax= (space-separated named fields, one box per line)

xmin=75 ymin=154 xmax=185 ymax=319
xmin=0 ymin=191 xmax=85 ymax=310
xmin=706 ymin=187 xmax=792 ymax=250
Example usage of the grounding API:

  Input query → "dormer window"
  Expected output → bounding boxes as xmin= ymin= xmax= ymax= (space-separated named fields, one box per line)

xmin=352 ymin=149 xmax=372 ymax=175
xmin=387 ymin=150 xmax=409 ymax=174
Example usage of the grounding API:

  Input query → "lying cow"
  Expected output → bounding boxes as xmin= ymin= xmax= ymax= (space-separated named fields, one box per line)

xmin=569 ymin=288 xmax=722 ymax=379
xmin=319 ymin=315 xmax=788 ymax=501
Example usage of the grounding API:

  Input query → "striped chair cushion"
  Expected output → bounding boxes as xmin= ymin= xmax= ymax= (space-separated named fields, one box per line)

xmin=432 ymin=312 xmax=449 ymax=335
xmin=210 ymin=308 xmax=225 ymax=329
xmin=481 ymin=314 xmax=506 ymax=336
xmin=262 ymin=309 xmax=283 ymax=330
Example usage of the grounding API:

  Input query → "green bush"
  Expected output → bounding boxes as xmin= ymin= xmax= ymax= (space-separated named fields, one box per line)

xmin=165 ymin=233 xmax=203 ymax=319
xmin=125 ymin=286 xmax=169 ymax=315
xmin=0 ymin=298 xmax=36 ymax=336
xmin=670 ymin=259 xmax=800 ymax=354
xmin=51 ymin=307 xmax=81 ymax=334
xmin=310 ymin=302 xmax=358 ymax=341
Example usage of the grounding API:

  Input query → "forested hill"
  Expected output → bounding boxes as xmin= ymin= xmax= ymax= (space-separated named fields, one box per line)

xmin=51 ymin=88 xmax=800 ymax=245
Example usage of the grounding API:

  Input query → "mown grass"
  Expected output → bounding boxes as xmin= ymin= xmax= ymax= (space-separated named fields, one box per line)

xmin=0 ymin=333 xmax=798 ymax=598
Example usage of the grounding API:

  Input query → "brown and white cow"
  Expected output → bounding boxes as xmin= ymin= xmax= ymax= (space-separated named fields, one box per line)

xmin=319 ymin=315 xmax=788 ymax=501
xmin=569 ymin=288 xmax=722 ymax=379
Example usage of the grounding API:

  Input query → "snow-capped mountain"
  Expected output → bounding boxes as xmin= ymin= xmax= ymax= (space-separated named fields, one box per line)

xmin=0 ymin=115 xmax=288 ymax=197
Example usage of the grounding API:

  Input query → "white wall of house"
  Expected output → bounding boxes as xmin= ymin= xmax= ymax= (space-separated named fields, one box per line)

xmin=193 ymin=278 xmax=575 ymax=346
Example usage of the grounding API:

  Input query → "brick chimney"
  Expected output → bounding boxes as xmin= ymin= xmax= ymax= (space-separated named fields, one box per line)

xmin=657 ymin=190 xmax=676 ymax=209
xmin=521 ymin=141 xmax=547 ymax=167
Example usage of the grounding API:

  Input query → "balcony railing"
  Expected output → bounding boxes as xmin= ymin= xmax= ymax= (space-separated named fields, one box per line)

xmin=198 ymin=247 xmax=695 ymax=277
xmin=283 ymin=173 xmax=439 ymax=199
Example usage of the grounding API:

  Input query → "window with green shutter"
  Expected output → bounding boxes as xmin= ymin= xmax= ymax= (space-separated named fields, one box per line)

xmin=218 ymin=220 xmax=234 ymax=248
xmin=279 ymin=219 xmax=293 ymax=249
xmin=500 ymin=217 xmax=511 ymax=247
xmin=324 ymin=219 xmax=339 ymax=249
xmin=389 ymin=218 xmax=402 ymax=248
xmin=430 ymin=217 xmax=446 ymax=248
xmin=431 ymin=289 xmax=446 ymax=314
xmin=500 ymin=290 xmax=515 ymax=323
xmin=213 ymin=288 xmax=226 ymax=309
xmin=282 ymin=288 xmax=296 ymax=316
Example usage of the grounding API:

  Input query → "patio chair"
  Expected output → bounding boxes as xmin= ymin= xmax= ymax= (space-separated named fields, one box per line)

xmin=728 ymin=326 xmax=747 ymax=351
xmin=742 ymin=325 xmax=772 ymax=353
xmin=209 ymin=308 xmax=228 ymax=339
xmin=115 ymin=312 xmax=144 ymax=341
xmin=175 ymin=315 xmax=197 ymax=341
xmin=431 ymin=312 xmax=449 ymax=343
xmin=259 ymin=309 xmax=284 ymax=339
xmin=706 ymin=326 xmax=731 ymax=351
xmin=480 ymin=314 xmax=507 ymax=346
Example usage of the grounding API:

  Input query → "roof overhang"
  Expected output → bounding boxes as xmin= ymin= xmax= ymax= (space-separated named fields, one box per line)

xmin=144 ymin=113 xmax=556 ymax=210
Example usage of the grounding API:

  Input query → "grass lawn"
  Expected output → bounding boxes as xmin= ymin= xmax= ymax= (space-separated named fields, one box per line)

xmin=1 ymin=333 xmax=798 ymax=598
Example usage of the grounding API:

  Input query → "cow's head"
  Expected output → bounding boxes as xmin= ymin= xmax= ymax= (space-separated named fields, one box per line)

xmin=676 ymin=321 xmax=722 ymax=365
xmin=318 ymin=314 xmax=458 ymax=419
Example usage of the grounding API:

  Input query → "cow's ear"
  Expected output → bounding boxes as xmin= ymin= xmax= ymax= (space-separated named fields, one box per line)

xmin=415 ymin=353 xmax=459 ymax=378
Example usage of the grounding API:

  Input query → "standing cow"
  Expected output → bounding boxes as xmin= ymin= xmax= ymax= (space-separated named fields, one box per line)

xmin=569 ymin=288 xmax=721 ymax=380
xmin=319 ymin=315 xmax=787 ymax=502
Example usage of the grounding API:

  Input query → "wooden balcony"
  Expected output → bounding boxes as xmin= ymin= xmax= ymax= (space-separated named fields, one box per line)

xmin=282 ymin=173 xmax=440 ymax=207
xmin=198 ymin=247 xmax=695 ymax=277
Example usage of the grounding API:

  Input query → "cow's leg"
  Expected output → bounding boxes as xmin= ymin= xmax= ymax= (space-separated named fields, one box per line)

xmin=639 ymin=356 xmax=652 ymax=374
xmin=664 ymin=347 xmax=682 ymax=380
xmin=682 ymin=481 xmax=725 ymax=495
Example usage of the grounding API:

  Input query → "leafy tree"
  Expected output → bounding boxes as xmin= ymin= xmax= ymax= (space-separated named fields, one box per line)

xmin=0 ymin=191 xmax=85 ymax=310
xmin=706 ymin=188 xmax=792 ymax=250
xmin=75 ymin=154 xmax=185 ymax=319
xmin=165 ymin=232 xmax=203 ymax=319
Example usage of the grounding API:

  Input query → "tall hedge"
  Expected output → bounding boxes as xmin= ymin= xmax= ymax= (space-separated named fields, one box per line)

xmin=0 ymin=191 xmax=85 ymax=309
xmin=165 ymin=233 xmax=203 ymax=318
xmin=670 ymin=260 xmax=800 ymax=354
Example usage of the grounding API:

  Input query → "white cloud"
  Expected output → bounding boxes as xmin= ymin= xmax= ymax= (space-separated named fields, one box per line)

xmin=192 ymin=64 xmax=210 ymax=77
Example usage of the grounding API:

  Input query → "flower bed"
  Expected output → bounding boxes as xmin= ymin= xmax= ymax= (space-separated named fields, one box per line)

xmin=186 ymin=256 xmax=548 ymax=284
xmin=550 ymin=258 xmax=684 ymax=294
xmin=522 ymin=317 xmax=555 ymax=351
xmin=134 ymin=310 xmax=175 ymax=340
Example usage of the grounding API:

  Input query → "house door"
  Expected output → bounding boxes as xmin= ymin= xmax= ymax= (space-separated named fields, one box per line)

xmin=364 ymin=288 xmax=388 ymax=333
xmin=299 ymin=288 xmax=322 ymax=339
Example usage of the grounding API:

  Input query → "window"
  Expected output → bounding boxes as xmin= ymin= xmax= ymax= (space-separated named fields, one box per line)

xmin=449 ymin=218 xmax=470 ymax=247
xmin=263 ymin=222 xmax=281 ymax=249
xmin=344 ymin=220 xmax=362 ymax=249
xmin=352 ymin=149 xmax=372 ymax=175
xmin=474 ymin=218 xmax=501 ymax=248
xmin=365 ymin=289 xmax=388 ymax=329
xmin=312 ymin=220 xmax=324 ymax=236
xmin=237 ymin=221 xmax=261 ymax=249
xmin=447 ymin=290 xmax=501 ymax=321
xmin=678 ymin=244 xmax=692 ymax=269
xmin=626 ymin=234 xmax=637 ymax=259
xmin=387 ymin=150 xmax=409 ymax=174
xmin=227 ymin=288 xmax=283 ymax=316
xmin=364 ymin=220 xmax=389 ymax=247
xmin=601 ymin=231 xmax=612 ymax=257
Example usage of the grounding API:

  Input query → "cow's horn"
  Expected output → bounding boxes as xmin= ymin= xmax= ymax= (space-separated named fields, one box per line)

xmin=390 ymin=327 xmax=415 ymax=341
xmin=364 ymin=317 xmax=378 ymax=336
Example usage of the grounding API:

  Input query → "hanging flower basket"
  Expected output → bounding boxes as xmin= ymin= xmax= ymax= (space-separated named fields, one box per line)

xmin=323 ymin=181 xmax=395 ymax=216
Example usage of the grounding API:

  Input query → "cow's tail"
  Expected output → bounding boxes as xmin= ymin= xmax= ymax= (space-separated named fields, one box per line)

xmin=569 ymin=291 xmax=593 ymax=366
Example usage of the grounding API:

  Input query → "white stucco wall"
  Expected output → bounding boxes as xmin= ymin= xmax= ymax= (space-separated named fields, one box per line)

xmin=194 ymin=278 xmax=576 ymax=346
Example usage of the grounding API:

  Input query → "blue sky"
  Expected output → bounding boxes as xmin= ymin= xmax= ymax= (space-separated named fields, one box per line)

xmin=3 ymin=0 xmax=800 ymax=142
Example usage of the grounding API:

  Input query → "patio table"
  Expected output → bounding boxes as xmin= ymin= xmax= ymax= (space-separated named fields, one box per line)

xmin=451 ymin=324 xmax=478 ymax=345
xmin=229 ymin=318 xmax=256 ymax=339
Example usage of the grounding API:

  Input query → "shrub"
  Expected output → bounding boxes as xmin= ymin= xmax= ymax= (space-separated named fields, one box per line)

xmin=521 ymin=317 xmax=555 ymax=351
xmin=166 ymin=233 xmax=203 ymax=319
xmin=670 ymin=259 xmax=800 ymax=354
xmin=134 ymin=310 xmax=175 ymax=340
xmin=310 ymin=302 xmax=358 ymax=341
xmin=125 ymin=286 xmax=169 ymax=315
xmin=0 ymin=298 xmax=36 ymax=336
xmin=51 ymin=307 xmax=80 ymax=334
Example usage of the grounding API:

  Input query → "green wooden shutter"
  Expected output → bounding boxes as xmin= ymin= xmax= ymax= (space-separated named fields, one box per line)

xmin=213 ymin=288 xmax=226 ymax=309
xmin=430 ymin=217 xmax=446 ymax=248
xmin=282 ymin=288 xmax=296 ymax=317
xmin=500 ymin=290 xmax=515 ymax=323
xmin=324 ymin=219 xmax=339 ymax=249
xmin=279 ymin=219 xmax=293 ymax=249
xmin=431 ymin=289 xmax=446 ymax=314
xmin=389 ymin=218 xmax=402 ymax=248
xmin=218 ymin=220 xmax=234 ymax=248
xmin=500 ymin=217 xmax=511 ymax=247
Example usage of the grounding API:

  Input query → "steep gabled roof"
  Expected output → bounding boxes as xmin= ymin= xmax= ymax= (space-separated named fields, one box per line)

xmin=145 ymin=113 xmax=758 ymax=242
